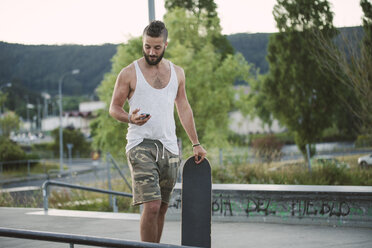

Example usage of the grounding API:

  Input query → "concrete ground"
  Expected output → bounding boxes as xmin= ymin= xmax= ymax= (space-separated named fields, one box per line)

xmin=0 ymin=207 xmax=371 ymax=248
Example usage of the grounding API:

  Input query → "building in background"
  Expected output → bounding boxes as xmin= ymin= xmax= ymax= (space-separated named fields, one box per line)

xmin=15 ymin=101 xmax=106 ymax=143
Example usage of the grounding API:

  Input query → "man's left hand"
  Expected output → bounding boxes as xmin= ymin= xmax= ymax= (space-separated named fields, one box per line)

xmin=193 ymin=145 xmax=207 ymax=164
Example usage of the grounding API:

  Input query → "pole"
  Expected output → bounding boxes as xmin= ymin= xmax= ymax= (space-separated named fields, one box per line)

xmin=26 ymin=96 xmax=30 ymax=131
xmin=58 ymin=69 xmax=79 ymax=173
xmin=59 ymin=75 xmax=64 ymax=172
xmin=106 ymin=153 xmax=113 ymax=210
xmin=67 ymin=143 xmax=73 ymax=168
xmin=37 ymin=99 xmax=41 ymax=130
xmin=148 ymin=0 xmax=155 ymax=22
xmin=306 ymin=144 xmax=312 ymax=172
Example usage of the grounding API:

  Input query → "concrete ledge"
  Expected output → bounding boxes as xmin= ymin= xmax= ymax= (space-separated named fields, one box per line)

xmin=28 ymin=209 xmax=140 ymax=220
xmin=168 ymin=183 xmax=372 ymax=227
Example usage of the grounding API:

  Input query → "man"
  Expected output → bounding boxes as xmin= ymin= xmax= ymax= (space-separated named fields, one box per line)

xmin=109 ymin=20 xmax=207 ymax=243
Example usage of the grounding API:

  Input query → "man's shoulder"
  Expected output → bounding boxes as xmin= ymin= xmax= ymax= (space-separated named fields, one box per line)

xmin=168 ymin=59 xmax=182 ymax=70
xmin=116 ymin=61 xmax=137 ymax=85
xmin=119 ymin=62 xmax=136 ymax=76
xmin=168 ymin=60 xmax=185 ymax=77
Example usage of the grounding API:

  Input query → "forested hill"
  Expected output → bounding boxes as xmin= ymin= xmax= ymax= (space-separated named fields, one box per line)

xmin=228 ymin=26 xmax=364 ymax=74
xmin=227 ymin=32 xmax=271 ymax=73
xmin=0 ymin=26 xmax=363 ymax=99
xmin=0 ymin=42 xmax=117 ymax=96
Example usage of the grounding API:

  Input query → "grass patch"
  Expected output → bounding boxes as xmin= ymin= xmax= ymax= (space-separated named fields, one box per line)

xmin=0 ymin=178 xmax=138 ymax=213
xmin=0 ymin=190 xmax=43 ymax=208
xmin=48 ymin=179 xmax=138 ymax=213
xmin=0 ymin=160 xmax=61 ymax=178
xmin=212 ymin=154 xmax=372 ymax=186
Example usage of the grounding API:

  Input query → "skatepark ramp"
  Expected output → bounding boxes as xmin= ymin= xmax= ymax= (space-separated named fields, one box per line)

xmin=0 ymin=227 xmax=196 ymax=248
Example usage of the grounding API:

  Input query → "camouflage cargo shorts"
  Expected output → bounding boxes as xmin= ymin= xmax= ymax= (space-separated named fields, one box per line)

xmin=127 ymin=139 xmax=180 ymax=205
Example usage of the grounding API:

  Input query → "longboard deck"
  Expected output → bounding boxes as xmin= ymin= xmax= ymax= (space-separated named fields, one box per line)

xmin=181 ymin=156 xmax=211 ymax=248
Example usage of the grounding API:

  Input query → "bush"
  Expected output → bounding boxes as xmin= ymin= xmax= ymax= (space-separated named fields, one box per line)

xmin=227 ymin=132 xmax=250 ymax=146
xmin=51 ymin=127 xmax=91 ymax=158
xmin=0 ymin=111 xmax=20 ymax=138
xmin=355 ymin=134 xmax=372 ymax=148
xmin=0 ymin=136 xmax=26 ymax=162
xmin=251 ymin=134 xmax=284 ymax=163
xmin=211 ymin=159 xmax=372 ymax=186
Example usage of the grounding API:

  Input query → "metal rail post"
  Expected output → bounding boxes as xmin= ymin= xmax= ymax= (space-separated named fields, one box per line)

xmin=43 ymin=182 xmax=49 ymax=211
xmin=106 ymin=153 xmax=115 ymax=211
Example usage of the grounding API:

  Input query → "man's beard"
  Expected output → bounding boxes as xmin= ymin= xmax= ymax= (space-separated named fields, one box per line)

xmin=143 ymin=48 xmax=165 ymax=66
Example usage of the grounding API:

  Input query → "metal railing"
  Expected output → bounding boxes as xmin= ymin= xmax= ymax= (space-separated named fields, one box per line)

xmin=0 ymin=227 xmax=195 ymax=248
xmin=42 ymin=180 xmax=132 ymax=211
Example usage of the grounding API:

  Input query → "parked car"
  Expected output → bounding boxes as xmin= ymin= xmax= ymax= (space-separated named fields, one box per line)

xmin=311 ymin=157 xmax=350 ymax=169
xmin=358 ymin=154 xmax=372 ymax=168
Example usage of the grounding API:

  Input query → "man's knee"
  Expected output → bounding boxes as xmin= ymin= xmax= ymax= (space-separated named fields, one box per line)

xmin=144 ymin=200 xmax=162 ymax=215
xmin=159 ymin=202 xmax=168 ymax=216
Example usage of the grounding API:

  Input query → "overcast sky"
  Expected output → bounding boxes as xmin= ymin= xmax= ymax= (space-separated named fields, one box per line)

xmin=0 ymin=0 xmax=364 ymax=45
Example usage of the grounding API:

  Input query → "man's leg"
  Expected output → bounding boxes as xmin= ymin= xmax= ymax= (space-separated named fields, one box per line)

xmin=156 ymin=202 xmax=169 ymax=243
xmin=141 ymin=200 xmax=162 ymax=242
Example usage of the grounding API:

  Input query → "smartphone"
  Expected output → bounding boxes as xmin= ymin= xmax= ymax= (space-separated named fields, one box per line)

xmin=140 ymin=113 xmax=150 ymax=120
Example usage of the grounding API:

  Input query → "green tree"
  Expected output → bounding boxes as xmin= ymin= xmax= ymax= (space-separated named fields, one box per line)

xmin=165 ymin=9 xmax=251 ymax=149
xmin=51 ymin=127 xmax=91 ymax=158
xmin=262 ymin=0 xmax=339 ymax=158
xmin=0 ymin=111 xmax=20 ymax=138
xmin=165 ymin=0 xmax=218 ymax=19
xmin=237 ymin=74 xmax=275 ymax=130
xmin=358 ymin=0 xmax=372 ymax=134
xmin=91 ymin=38 xmax=143 ymax=160
xmin=0 ymin=92 xmax=7 ymax=109
xmin=92 ymin=9 xmax=251 ymax=160
xmin=165 ymin=0 xmax=234 ymax=60
xmin=361 ymin=0 xmax=372 ymax=55
xmin=0 ymin=136 xmax=26 ymax=162
xmin=309 ymin=0 xmax=372 ymax=136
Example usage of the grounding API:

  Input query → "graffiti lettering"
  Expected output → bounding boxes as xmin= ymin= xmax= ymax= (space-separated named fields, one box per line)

xmin=168 ymin=191 xmax=371 ymax=226
xmin=245 ymin=199 xmax=276 ymax=216
xmin=212 ymin=194 xmax=233 ymax=216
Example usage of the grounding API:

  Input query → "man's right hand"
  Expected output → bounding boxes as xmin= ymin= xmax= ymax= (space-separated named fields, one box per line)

xmin=129 ymin=108 xmax=151 ymax=126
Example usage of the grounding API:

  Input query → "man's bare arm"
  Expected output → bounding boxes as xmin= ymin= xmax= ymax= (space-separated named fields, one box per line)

xmin=109 ymin=66 xmax=132 ymax=123
xmin=175 ymin=67 xmax=207 ymax=163
xmin=109 ymin=64 xmax=150 ymax=125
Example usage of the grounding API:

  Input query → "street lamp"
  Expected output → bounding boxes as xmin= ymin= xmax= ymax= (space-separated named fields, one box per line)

xmin=59 ymin=69 xmax=79 ymax=172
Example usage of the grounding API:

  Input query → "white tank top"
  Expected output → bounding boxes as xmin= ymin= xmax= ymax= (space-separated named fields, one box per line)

xmin=125 ymin=60 xmax=179 ymax=155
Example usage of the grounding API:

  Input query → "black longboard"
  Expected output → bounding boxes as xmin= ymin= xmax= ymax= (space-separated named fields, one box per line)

xmin=181 ymin=156 xmax=211 ymax=248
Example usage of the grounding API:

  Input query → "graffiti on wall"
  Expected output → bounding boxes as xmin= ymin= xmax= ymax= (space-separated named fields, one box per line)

xmin=169 ymin=190 xmax=372 ymax=222
xmin=210 ymin=194 xmax=354 ymax=218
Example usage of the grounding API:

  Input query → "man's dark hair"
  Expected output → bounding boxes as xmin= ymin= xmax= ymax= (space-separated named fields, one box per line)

xmin=143 ymin=20 xmax=168 ymax=42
